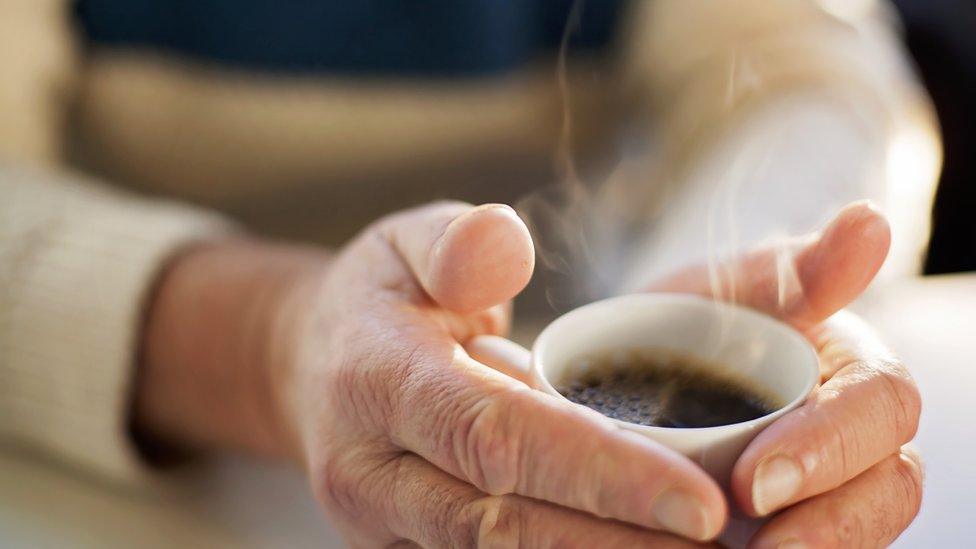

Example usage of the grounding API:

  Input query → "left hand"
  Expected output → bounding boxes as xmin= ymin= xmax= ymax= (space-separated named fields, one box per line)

xmin=646 ymin=201 xmax=922 ymax=548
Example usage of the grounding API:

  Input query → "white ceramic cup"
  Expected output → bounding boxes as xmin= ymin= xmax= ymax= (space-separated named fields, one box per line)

xmin=473 ymin=293 xmax=819 ymax=488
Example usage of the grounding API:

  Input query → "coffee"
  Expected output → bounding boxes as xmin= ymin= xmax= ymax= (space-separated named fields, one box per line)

xmin=556 ymin=349 xmax=779 ymax=428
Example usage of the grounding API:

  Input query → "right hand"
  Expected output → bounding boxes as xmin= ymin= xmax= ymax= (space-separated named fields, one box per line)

xmin=271 ymin=202 xmax=728 ymax=547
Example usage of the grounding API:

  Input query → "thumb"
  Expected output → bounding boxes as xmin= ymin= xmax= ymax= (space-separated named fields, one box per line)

xmin=646 ymin=201 xmax=890 ymax=329
xmin=382 ymin=201 xmax=535 ymax=313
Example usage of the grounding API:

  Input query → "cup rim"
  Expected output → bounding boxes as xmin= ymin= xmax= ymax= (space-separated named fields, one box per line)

xmin=530 ymin=293 xmax=820 ymax=434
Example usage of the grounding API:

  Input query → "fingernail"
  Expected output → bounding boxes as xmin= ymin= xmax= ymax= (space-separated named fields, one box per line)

xmin=651 ymin=488 xmax=710 ymax=541
xmin=777 ymin=538 xmax=807 ymax=549
xmin=753 ymin=455 xmax=803 ymax=515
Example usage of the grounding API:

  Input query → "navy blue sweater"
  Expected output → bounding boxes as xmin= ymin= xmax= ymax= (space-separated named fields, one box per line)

xmin=75 ymin=0 xmax=625 ymax=76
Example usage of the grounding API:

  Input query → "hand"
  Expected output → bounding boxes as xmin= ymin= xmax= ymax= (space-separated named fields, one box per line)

xmin=138 ymin=202 xmax=729 ymax=547
xmin=646 ymin=201 xmax=923 ymax=548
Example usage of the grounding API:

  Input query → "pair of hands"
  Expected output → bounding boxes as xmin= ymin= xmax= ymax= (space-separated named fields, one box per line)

xmin=140 ymin=201 xmax=922 ymax=548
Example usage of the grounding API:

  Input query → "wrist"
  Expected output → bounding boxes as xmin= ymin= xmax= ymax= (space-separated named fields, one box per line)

xmin=135 ymin=238 xmax=330 ymax=463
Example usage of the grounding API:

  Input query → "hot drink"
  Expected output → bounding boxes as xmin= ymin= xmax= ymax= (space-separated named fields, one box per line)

xmin=557 ymin=349 xmax=779 ymax=428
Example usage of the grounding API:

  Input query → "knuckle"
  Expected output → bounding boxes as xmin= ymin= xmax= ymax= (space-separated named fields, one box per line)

xmin=311 ymin=453 xmax=366 ymax=521
xmin=313 ymin=451 xmax=404 ymax=532
xmin=817 ymin=406 xmax=859 ymax=481
xmin=817 ymin=359 xmax=922 ymax=480
xmin=396 ymin=351 xmax=524 ymax=495
xmin=455 ymin=389 xmax=524 ymax=495
xmin=828 ymin=452 xmax=925 ymax=548
xmin=859 ymin=453 xmax=924 ymax=547
xmin=465 ymin=495 xmax=524 ymax=549
xmin=900 ymin=446 xmax=925 ymax=482
xmin=830 ymin=511 xmax=864 ymax=548
xmin=873 ymin=360 xmax=922 ymax=442
xmin=891 ymin=451 xmax=925 ymax=520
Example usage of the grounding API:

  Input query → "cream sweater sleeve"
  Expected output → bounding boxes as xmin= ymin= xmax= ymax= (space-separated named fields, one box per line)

xmin=615 ymin=0 xmax=941 ymax=289
xmin=0 ymin=166 xmax=231 ymax=483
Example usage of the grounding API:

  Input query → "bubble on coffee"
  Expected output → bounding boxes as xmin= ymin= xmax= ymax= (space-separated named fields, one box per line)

xmin=556 ymin=349 xmax=780 ymax=428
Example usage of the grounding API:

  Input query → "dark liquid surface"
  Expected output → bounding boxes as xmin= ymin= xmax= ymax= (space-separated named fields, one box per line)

xmin=557 ymin=350 xmax=778 ymax=428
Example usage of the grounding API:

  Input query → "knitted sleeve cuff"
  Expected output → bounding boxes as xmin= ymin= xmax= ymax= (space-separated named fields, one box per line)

xmin=0 ymin=166 xmax=234 ymax=484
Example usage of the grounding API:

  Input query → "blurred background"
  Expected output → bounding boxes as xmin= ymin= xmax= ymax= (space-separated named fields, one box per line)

xmin=0 ymin=0 xmax=973 ymax=547
xmin=894 ymin=0 xmax=976 ymax=275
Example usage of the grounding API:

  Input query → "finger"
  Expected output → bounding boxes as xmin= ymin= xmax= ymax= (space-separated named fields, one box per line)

xmin=388 ymin=344 xmax=727 ymax=541
xmin=731 ymin=314 xmax=921 ymax=516
xmin=465 ymin=335 xmax=534 ymax=385
xmin=807 ymin=309 xmax=899 ymax=381
xmin=380 ymin=452 xmax=708 ymax=549
xmin=748 ymin=448 xmax=923 ymax=549
xmin=646 ymin=201 xmax=890 ymax=329
xmin=380 ymin=201 xmax=535 ymax=313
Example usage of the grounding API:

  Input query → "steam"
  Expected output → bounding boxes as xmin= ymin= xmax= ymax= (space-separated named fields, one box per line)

xmin=517 ymin=1 xmax=806 ymax=324
xmin=554 ymin=0 xmax=584 ymax=188
xmin=516 ymin=0 xmax=610 ymax=311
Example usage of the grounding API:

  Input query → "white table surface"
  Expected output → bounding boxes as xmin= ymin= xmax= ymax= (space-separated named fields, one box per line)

xmin=856 ymin=275 xmax=976 ymax=547
xmin=1 ymin=275 xmax=972 ymax=548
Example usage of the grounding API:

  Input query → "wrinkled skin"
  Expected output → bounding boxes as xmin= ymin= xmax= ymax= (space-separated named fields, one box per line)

xmin=264 ymin=201 xmax=921 ymax=548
